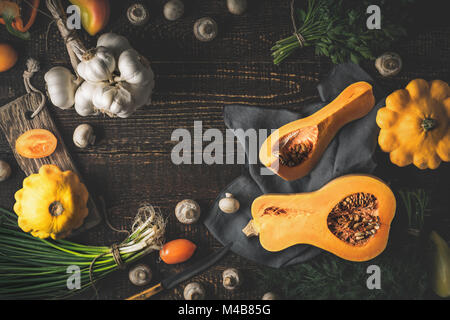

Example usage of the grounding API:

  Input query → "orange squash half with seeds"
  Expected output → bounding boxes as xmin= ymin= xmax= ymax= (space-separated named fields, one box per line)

xmin=243 ymin=175 xmax=396 ymax=262
xmin=259 ymin=82 xmax=375 ymax=181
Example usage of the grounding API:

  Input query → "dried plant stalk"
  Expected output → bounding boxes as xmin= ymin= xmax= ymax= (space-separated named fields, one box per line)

xmin=46 ymin=0 xmax=87 ymax=74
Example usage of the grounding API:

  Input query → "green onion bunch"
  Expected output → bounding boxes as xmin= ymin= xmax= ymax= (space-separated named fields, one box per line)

xmin=0 ymin=205 xmax=165 ymax=299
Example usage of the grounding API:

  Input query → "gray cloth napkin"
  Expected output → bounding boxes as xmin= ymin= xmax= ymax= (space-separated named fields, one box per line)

xmin=204 ymin=63 xmax=386 ymax=268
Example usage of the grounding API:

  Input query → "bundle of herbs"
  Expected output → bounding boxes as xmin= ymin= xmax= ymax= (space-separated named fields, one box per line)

xmin=271 ymin=0 xmax=415 ymax=65
xmin=0 ymin=205 xmax=165 ymax=299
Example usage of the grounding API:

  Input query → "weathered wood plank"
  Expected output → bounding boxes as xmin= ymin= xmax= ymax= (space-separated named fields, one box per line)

xmin=0 ymin=92 xmax=101 ymax=235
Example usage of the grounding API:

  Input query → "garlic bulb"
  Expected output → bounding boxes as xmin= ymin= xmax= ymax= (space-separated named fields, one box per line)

xmin=74 ymin=81 xmax=104 ymax=116
xmin=77 ymin=46 xmax=116 ymax=82
xmin=44 ymin=66 xmax=78 ymax=110
xmin=97 ymin=33 xmax=132 ymax=60
xmin=90 ymin=48 xmax=154 ymax=118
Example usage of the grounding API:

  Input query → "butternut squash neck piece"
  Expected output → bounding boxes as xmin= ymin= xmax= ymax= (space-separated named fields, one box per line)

xmin=259 ymin=82 xmax=375 ymax=181
xmin=243 ymin=175 xmax=396 ymax=262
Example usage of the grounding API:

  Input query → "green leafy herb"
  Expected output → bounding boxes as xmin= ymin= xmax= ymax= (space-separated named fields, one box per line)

xmin=271 ymin=0 xmax=415 ymax=65
xmin=255 ymin=243 xmax=429 ymax=299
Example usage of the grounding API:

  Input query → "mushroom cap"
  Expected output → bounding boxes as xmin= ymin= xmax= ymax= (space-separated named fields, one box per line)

xmin=164 ymin=0 xmax=184 ymax=21
xmin=128 ymin=264 xmax=152 ymax=286
xmin=127 ymin=3 xmax=149 ymax=26
xmin=175 ymin=199 xmax=201 ymax=224
xmin=193 ymin=17 xmax=218 ymax=42
xmin=73 ymin=123 xmax=95 ymax=149
xmin=0 ymin=160 xmax=11 ymax=182
xmin=262 ymin=292 xmax=278 ymax=300
xmin=227 ymin=0 xmax=247 ymax=15
xmin=218 ymin=193 xmax=240 ymax=214
xmin=375 ymin=52 xmax=402 ymax=77
xmin=222 ymin=268 xmax=241 ymax=290
xmin=184 ymin=282 xmax=205 ymax=300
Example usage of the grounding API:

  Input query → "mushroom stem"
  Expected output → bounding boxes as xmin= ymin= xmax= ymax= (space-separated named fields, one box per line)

xmin=242 ymin=220 xmax=259 ymax=237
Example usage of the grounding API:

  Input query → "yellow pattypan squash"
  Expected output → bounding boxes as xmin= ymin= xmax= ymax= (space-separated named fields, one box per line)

xmin=14 ymin=164 xmax=89 ymax=239
xmin=376 ymin=79 xmax=450 ymax=169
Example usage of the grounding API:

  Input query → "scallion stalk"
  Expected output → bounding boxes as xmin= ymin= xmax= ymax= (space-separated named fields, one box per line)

xmin=0 ymin=205 xmax=165 ymax=300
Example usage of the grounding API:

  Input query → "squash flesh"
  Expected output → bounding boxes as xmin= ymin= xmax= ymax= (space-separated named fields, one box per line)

xmin=248 ymin=175 xmax=396 ymax=262
xmin=260 ymin=82 xmax=375 ymax=181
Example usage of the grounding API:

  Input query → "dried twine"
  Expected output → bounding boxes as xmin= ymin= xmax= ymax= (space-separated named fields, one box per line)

xmin=290 ymin=0 xmax=305 ymax=47
xmin=23 ymin=58 xmax=46 ymax=118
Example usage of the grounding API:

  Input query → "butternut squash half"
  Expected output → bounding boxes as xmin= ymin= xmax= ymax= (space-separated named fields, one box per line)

xmin=259 ymin=82 xmax=375 ymax=181
xmin=243 ymin=175 xmax=396 ymax=262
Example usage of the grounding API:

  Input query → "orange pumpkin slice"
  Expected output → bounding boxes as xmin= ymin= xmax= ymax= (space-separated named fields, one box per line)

xmin=15 ymin=129 xmax=58 ymax=159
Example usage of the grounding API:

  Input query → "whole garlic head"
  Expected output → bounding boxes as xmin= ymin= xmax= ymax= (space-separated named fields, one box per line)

xmin=45 ymin=66 xmax=78 ymax=110
xmin=73 ymin=124 xmax=95 ymax=149
xmin=77 ymin=46 xmax=116 ymax=82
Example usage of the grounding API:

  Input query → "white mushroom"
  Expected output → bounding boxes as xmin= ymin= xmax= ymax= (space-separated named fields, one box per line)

xmin=219 ymin=193 xmax=240 ymax=214
xmin=127 ymin=3 xmax=149 ymax=26
xmin=262 ymin=292 xmax=278 ymax=300
xmin=73 ymin=124 xmax=96 ymax=149
xmin=193 ymin=17 xmax=218 ymax=42
xmin=0 ymin=160 xmax=11 ymax=182
xmin=175 ymin=199 xmax=201 ymax=224
xmin=163 ymin=0 xmax=184 ymax=21
xmin=128 ymin=264 xmax=152 ymax=286
xmin=375 ymin=52 xmax=402 ymax=77
xmin=222 ymin=268 xmax=241 ymax=290
xmin=227 ymin=0 xmax=247 ymax=15
xmin=183 ymin=282 xmax=205 ymax=300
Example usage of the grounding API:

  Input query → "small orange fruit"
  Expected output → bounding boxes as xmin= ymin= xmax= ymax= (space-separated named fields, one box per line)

xmin=0 ymin=43 xmax=18 ymax=72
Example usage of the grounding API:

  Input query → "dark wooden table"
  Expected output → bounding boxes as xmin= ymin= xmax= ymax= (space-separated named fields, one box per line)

xmin=0 ymin=0 xmax=449 ymax=300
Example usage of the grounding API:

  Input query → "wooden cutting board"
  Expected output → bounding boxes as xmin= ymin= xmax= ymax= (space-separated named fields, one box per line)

xmin=0 ymin=92 xmax=102 ymax=235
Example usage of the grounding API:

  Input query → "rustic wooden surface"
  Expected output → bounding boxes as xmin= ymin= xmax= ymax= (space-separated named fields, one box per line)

xmin=0 ymin=92 xmax=101 ymax=234
xmin=0 ymin=0 xmax=449 ymax=300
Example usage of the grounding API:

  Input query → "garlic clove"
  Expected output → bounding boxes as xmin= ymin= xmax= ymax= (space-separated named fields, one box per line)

xmin=77 ymin=47 xmax=116 ymax=82
xmin=175 ymin=199 xmax=201 ymax=224
xmin=97 ymin=33 xmax=132 ymax=61
xmin=128 ymin=264 xmax=152 ymax=286
xmin=0 ymin=160 xmax=11 ymax=182
xmin=117 ymin=49 xmax=153 ymax=85
xmin=193 ymin=17 xmax=218 ymax=42
xmin=74 ymin=81 xmax=103 ymax=117
xmin=73 ymin=124 xmax=95 ymax=149
xmin=183 ymin=282 xmax=205 ymax=300
xmin=219 ymin=193 xmax=240 ymax=214
xmin=44 ymin=66 xmax=78 ymax=110
xmin=164 ymin=0 xmax=184 ymax=21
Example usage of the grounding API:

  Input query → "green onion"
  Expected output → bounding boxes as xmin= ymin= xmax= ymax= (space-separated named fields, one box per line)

xmin=398 ymin=189 xmax=430 ymax=236
xmin=0 ymin=205 xmax=165 ymax=299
